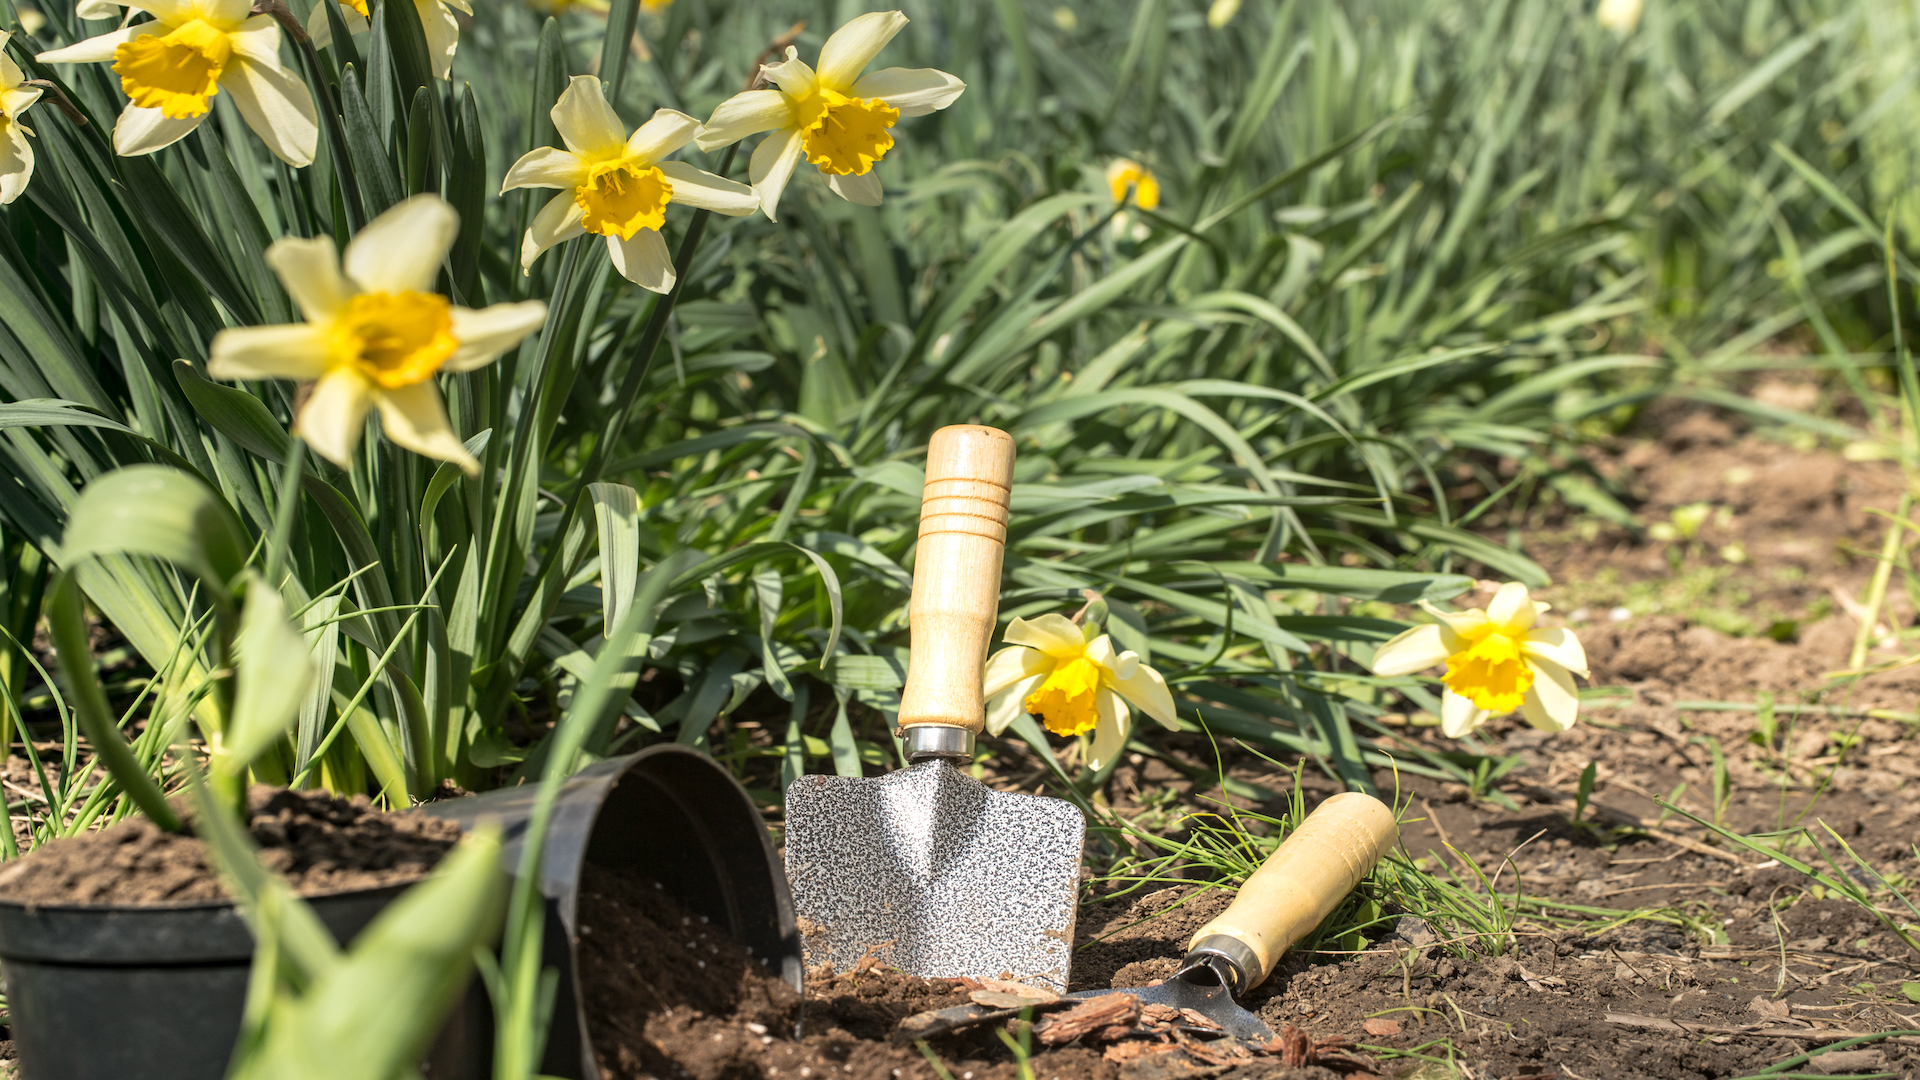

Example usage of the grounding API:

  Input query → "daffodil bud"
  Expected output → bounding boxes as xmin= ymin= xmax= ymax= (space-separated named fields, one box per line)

xmin=1080 ymin=598 xmax=1109 ymax=641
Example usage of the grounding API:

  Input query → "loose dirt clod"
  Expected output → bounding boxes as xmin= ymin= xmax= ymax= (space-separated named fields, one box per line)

xmin=0 ymin=786 xmax=459 ymax=905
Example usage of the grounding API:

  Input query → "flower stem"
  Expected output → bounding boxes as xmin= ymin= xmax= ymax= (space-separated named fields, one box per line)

xmin=254 ymin=0 xmax=366 ymax=233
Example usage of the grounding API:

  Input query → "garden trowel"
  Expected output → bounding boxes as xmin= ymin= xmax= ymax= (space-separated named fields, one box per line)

xmin=783 ymin=425 xmax=1086 ymax=991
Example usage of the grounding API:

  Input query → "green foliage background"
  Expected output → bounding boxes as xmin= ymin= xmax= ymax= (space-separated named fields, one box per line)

xmin=0 ymin=0 xmax=1913 ymax=835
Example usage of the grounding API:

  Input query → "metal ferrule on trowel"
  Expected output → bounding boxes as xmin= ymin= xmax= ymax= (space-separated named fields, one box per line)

xmin=783 ymin=426 xmax=1086 ymax=992
xmin=894 ymin=792 xmax=1400 ymax=1045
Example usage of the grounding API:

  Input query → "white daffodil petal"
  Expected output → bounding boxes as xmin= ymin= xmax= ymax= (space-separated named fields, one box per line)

xmin=202 ymin=0 xmax=253 ymax=28
xmin=655 ymin=161 xmax=758 ymax=216
xmin=227 ymin=14 xmax=283 ymax=65
xmin=985 ymin=673 xmax=1044 ymax=736
xmin=207 ymin=324 xmax=330 ymax=381
xmin=294 ymin=368 xmax=374 ymax=470
xmin=1004 ymin=613 xmax=1088 ymax=660
xmin=1440 ymin=691 xmax=1489 ymax=738
xmin=1088 ymin=636 xmax=1139 ymax=680
xmin=1486 ymin=582 xmax=1536 ymax=633
xmin=551 ymin=75 xmax=628 ymax=160
xmin=520 ymin=191 xmax=585 ymax=271
xmin=760 ymin=50 xmax=816 ymax=98
xmin=344 ymin=194 xmax=458 ymax=294
xmin=608 ymin=228 xmax=674 ymax=293
xmin=38 ymin=23 xmax=151 ymax=64
xmin=1107 ymin=659 xmax=1176 ymax=728
xmin=264 ymin=236 xmax=350 ymax=322
xmin=1088 ymin=689 xmax=1130 ymax=771
xmin=374 ymin=380 xmax=476 ymax=474
xmin=694 ymin=89 xmax=790 ymax=152
xmin=1419 ymin=600 xmax=1489 ymax=636
xmin=1370 ymin=624 xmax=1451 ymax=677
xmin=983 ymin=645 xmax=1049 ymax=699
xmin=0 ymin=35 xmax=25 ymax=88
xmin=417 ymin=0 xmax=459 ymax=80
xmin=747 ymin=128 xmax=804 ymax=221
xmin=816 ymin=10 xmax=908 ymax=90
xmin=446 ymin=301 xmax=548 ymax=372
xmin=113 ymin=103 xmax=203 ymax=157
xmin=1522 ymin=627 xmax=1589 ymax=678
xmin=1519 ymin=659 xmax=1580 ymax=733
xmin=852 ymin=66 xmax=965 ymax=116
xmin=0 ymin=124 xmax=31 ymax=206
xmin=73 ymin=0 xmax=125 ymax=19
xmin=223 ymin=56 xmax=318 ymax=168
xmin=125 ymin=0 xmax=197 ymax=20
xmin=827 ymin=169 xmax=883 ymax=206
xmin=625 ymin=108 xmax=701 ymax=164
xmin=501 ymin=146 xmax=587 ymax=192
xmin=1084 ymin=635 xmax=1137 ymax=681
xmin=0 ymin=86 xmax=39 ymax=118
xmin=303 ymin=1 xmax=365 ymax=49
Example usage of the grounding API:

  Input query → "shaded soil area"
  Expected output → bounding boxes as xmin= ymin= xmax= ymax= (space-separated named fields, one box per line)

xmin=0 ymin=786 xmax=459 ymax=905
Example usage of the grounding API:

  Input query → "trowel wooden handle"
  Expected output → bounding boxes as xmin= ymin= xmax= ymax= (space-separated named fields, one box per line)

xmin=1189 ymin=792 xmax=1398 ymax=988
xmin=897 ymin=426 xmax=1015 ymax=738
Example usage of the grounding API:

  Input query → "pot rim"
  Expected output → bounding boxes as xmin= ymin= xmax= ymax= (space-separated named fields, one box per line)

xmin=0 ymin=879 xmax=415 ymax=915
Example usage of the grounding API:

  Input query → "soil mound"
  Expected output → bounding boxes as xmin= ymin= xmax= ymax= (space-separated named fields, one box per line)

xmin=0 ymin=787 xmax=460 ymax=906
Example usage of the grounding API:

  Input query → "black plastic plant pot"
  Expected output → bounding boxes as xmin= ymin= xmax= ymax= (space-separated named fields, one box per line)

xmin=0 ymin=883 xmax=485 ymax=1080
xmin=422 ymin=743 xmax=804 ymax=1080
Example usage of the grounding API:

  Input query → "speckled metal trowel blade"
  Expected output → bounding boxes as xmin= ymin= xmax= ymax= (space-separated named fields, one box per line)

xmin=783 ymin=760 xmax=1085 ymax=992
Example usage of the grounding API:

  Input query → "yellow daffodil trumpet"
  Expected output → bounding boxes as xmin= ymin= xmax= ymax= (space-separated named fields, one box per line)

xmin=1105 ymin=158 xmax=1160 ymax=210
xmin=694 ymin=10 xmax=966 ymax=220
xmin=38 ymin=0 xmax=318 ymax=165
xmin=206 ymin=195 xmax=549 ymax=475
xmin=1370 ymin=582 xmax=1589 ymax=738
xmin=982 ymin=612 xmax=1177 ymax=771
xmin=306 ymin=0 xmax=471 ymax=81
xmin=503 ymin=75 xmax=758 ymax=293
xmin=0 ymin=32 xmax=45 ymax=205
xmin=1105 ymin=156 xmax=1159 ymax=209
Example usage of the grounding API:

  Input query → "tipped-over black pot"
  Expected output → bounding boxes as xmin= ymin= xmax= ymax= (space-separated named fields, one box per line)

xmin=0 ymin=882 xmax=486 ymax=1080
xmin=0 ymin=745 xmax=797 ymax=1080
xmin=421 ymin=743 xmax=804 ymax=1079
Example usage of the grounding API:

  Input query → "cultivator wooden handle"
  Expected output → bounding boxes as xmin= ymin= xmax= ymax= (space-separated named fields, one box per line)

xmin=1188 ymin=792 xmax=1399 ymax=990
xmin=896 ymin=425 xmax=1015 ymax=757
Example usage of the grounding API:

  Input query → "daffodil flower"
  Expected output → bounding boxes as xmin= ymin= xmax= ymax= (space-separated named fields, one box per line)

xmin=38 ymin=0 xmax=318 ymax=165
xmin=1370 ymin=582 xmax=1589 ymax=738
xmin=1596 ymin=0 xmax=1643 ymax=35
xmin=0 ymin=32 xmax=45 ymax=205
xmin=694 ymin=10 xmax=965 ymax=220
xmin=1105 ymin=158 xmax=1160 ymax=210
xmin=503 ymin=75 xmax=758 ymax=293
xmin=982 ymin=613 xmax=1177 ymax=771
xmin=206 ymin=195 xmax=547 ymax=475
xmin=306 ymin=0 xmax=470 ymax=81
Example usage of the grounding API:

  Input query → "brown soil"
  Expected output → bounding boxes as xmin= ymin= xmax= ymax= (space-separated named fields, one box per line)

xmin=1071 ymin=405 xmax=1920 ymax=1079
xmin=0 ymin=786 xmax=459 ymax=906
xmin=579 ymin=862 xmax=1361 ymax=1080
